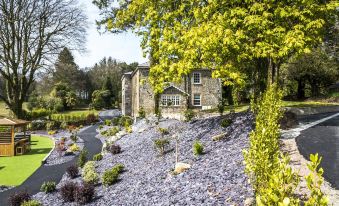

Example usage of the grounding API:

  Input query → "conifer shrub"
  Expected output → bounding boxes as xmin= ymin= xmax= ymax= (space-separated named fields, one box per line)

xmin=93 ymin=153 xmax=103 ymax=161
xmin=82 ymin=161 xmax=99 ymax=184
xmin=112 ymin=163 xmax=125 ymax=173
xmin=102 ymin=169 xmax=119 ymax=187
xmin=67 ymin=165 xmax=79 ymax=179
xmin=77 ymin=149 xmax=88 ymax=168
xmin=192 ymin=140 xmax=204 ymax=155
xmin=40 ymin=181 xmax=56 ymax=193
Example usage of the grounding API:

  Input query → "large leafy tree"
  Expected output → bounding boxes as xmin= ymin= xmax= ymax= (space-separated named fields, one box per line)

xmin=0 ymin=0 xmax=87 ymax=118
xmin=94 ymin=0 xmax=338 ymax=95
xmin=281 ymin=48 xmax=338 ymax=99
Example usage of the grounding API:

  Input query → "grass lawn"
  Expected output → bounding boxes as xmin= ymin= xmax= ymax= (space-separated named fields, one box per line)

xmin=282 ymin=101 xmax=339 ymax=108
xmin=58 ymin=108 xmax=99 ymax=116
xmin=0 ymin=135 xmax=53 ymax=186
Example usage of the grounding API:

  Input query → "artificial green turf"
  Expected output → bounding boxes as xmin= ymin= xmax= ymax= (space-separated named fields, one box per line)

xmin=0 ymin=135 xmax=53 ymax=186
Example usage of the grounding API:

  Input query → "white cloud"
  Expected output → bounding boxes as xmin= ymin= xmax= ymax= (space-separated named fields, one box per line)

xmin=73 ymin=0 xmax=147 ymax=68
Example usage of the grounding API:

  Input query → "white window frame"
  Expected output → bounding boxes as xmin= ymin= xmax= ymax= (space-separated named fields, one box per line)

xmin=161 ymin=95 xmax=180 ymax=106
xmin=193 ymin=94 xmax=201 ymax=106
xmin=192 ymin=72 xmax=201 ymax=84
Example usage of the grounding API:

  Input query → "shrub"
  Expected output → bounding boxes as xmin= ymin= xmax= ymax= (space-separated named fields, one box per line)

xmin=106 ymin=144 xmax=121 ymax=155
xmin=217 ymin=99 xmax=225 ymax=115
xmin=93 ymin=153 xmax=103 ymax=161
xmin=220 ymin=118 xmax=232 ymax=128
xmin=60 ymin=182 xmax=77 ymax=202
xmin=304 ymin=153 xmax=328 ymax=206
xmin=78 ymin=149 xmax=88 ymax=168
xmin=153 ymin=138 xmax=170 ymax=155
xmin=28 ymin=120 xmax=46 ymax=131
xmin=112 ymin=163 xmax=125 ymax=173
xmin=98 ymin=125 xmax=103 ymax=130
xmin=70 ymin=134 xmax=78 ymax=142
xmin=138 ymin=107 xmax=146 ymax=118
xmin=102 ymin=169 xmax=119 ymax=187
xmin=192 ymin=140 xmax=204 ymax=155
xmin=69 ymin=144 xmax=80 ymax=152
xmin=66 ymin=165 xmax=79 ymax=179
xmin=183 ymin=109 xmax=195 ymax=122
xmin=82 ymin=161 xmax=98 ymax=182
xmin=47 ymin=130 xmax=57 ymax=135
xmin=82 ymin=162 xmax=99 ymax=184
xmin=243 ymin=84 xmax=300 ymax=205
xmin=8 ymin=190 xmax=30 ymax=206
xmin=119 ymin=116 xmax=133 ymax=127
xmin=21 ymin=200 xmax=42 ymax=206
xmin=30 ymin=108 xmax=51 ymax=120
xmin=111 ymin=117 xmax=120 ymax=126
xmin=74 ymin=183 xmax=95 ymax=204
xmin=60 ymin=121 xmax=68 ymax=130
xmin=46 ymin=121 xmax=59 ymax=131
xmin=158 ymin=127 xmax=169 ymax=137
xmin=86 ymin=113 xmax=97 ymax=124
xmin=40 ymin=181 xmax=56 ymax=193
xmin=104 ymin=119 xmax=111 ymax=126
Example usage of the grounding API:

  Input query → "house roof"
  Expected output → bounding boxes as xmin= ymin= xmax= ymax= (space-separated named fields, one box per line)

xmin=0 ymin=118 xmax=30 ymax=126
xmin=163 ymin=84 xmax=189 ymax=95
xmin=138 ymin=62 xmax=150 ymax=68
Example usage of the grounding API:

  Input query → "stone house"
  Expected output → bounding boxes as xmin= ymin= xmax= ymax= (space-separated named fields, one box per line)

xmin=121 ymin=62 xmax=222 ymax=119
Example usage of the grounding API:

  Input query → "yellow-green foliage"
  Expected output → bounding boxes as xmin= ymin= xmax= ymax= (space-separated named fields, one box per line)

xmin=304 ymin=153 xmax=329 ymax=206
xmin=69 ymin=144 xmax=80 ymax=152
xmin=243 ymin=85 xmax=299 ymax=204
xmin=82 ymin=161 xmax=99 ymax=184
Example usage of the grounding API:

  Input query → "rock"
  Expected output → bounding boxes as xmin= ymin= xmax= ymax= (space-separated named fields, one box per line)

xmin=244 ymin=197 xmax=255 ymax=206
xmin=174 ymin=162 xmax=191 ymax=174
xmin=280 ymin=111 xmax=298 ymax=129
xmin=212 ymin=133 xmax=227 ymax=141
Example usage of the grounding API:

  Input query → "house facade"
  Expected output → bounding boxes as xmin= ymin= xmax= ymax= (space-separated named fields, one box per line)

xmin=121 ymin=62 xmax=222 ymax=119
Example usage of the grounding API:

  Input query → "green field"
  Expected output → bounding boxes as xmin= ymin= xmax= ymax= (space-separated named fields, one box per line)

xmin=0 ymin=135 xmax=53 ymax=186
xmin=282 ymin=101 xmax=339 ymax=108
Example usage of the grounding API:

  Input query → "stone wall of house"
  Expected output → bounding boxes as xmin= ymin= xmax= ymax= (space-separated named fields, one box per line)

xmin=131 ymin=70 xmax=139 ymax=117
xmin=121 ymin=73 xmax=132 ymax=116
xmin=138 ymin=68 xmax=156 ymax=116
xmin=190 ymin=70 xmax=222 ymax=109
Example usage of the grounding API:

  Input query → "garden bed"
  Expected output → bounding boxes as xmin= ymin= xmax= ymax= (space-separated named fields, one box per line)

xmin=32 ymin=112 xmax=255 ymax=205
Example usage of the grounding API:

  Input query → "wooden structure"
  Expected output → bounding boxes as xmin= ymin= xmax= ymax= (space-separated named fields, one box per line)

xmin=0 ymin=118 xmax=31 ymax=156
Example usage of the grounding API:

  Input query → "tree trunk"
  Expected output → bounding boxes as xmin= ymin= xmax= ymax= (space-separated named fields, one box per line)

xmin=297 ymin=79 xmax=306 ymax=100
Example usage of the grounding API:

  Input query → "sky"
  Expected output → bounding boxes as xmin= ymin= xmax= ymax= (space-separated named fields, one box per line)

xmin=73 ymin=1 xmax=147 ymax=68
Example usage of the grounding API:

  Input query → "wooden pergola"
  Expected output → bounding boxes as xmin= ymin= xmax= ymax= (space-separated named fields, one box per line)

xmin=0 ymin=118 xmax=31 ymax=156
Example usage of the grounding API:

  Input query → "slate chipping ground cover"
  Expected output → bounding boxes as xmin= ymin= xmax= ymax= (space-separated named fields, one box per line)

xmin=34 ymin=112 xmax=254 ymax=205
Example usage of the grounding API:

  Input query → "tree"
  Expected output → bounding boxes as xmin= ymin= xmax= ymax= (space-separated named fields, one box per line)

xmin=88 ymin=57 xmax=137 ymax=103
xmin=0 ymin=0 xmax=87 ymax=118
xmin=94 ymin=0 xmax=338 ymax=95
xmin=281 ymin=48 xmax=338 ymax=99
xmin=53 ymin=47 xmax=86 ymax=92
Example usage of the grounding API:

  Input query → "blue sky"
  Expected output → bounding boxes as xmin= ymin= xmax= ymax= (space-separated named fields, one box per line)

xmin=73 ymin=1 xmax=147 ymax=68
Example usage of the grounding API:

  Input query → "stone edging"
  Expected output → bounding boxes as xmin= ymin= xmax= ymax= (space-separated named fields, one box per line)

xmin=286 ymin=105 xmax=339 ymax=116
xmin=39 ymin=135 xmax=56 ymax=165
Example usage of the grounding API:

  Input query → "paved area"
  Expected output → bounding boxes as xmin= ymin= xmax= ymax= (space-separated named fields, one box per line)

xmin=296 ymin=113 xmax=339 ymax=189
xmin=0 ymin=125 xmax=102 ymax=205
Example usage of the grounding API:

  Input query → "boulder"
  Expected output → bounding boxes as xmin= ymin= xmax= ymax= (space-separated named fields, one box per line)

xmin=174 ymin=162 xmax=191 ymax=174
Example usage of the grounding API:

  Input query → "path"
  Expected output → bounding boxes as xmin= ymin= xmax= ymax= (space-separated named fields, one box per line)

xmin=0 ymin=125 xmax=102 ymax=205
xmin=282 ymin=112 xmax=339 ymax=190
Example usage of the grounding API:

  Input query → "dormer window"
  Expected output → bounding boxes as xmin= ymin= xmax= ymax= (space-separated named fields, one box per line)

xmin=193 ymin=72 xmax=201 ymax=84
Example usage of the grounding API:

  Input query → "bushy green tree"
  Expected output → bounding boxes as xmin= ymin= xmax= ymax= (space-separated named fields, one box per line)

xmin=91 ymin=90 xmax=111 ymax=109
xmin=281 ymin=48 xmax=338 ymax=99
xmin=94 ymin=0 xmax=338 ymax=94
